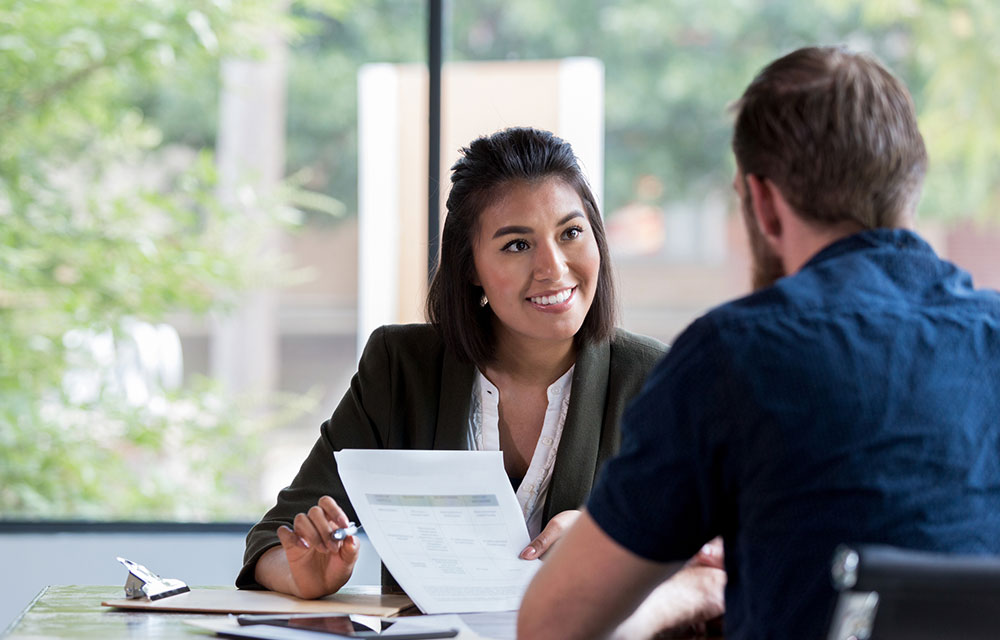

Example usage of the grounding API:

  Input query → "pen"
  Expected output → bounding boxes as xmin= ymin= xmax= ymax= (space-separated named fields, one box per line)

xmin=332 ymin=522 xmax=363 ymax=541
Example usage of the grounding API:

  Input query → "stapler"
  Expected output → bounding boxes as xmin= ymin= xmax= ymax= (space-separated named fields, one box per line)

xmin=116 ymin=557 xmax=190 ymax=600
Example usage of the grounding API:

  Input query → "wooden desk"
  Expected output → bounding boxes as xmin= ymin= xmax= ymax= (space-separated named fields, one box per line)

xmin=5 ymin=585 xmax=225 ymax=638
xmin=5 ymin=585 xmax=721 ymax=639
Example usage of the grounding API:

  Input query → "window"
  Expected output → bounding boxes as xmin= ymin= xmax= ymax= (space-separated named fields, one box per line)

xmin=3 ymin=0 xmax=998 ymax=522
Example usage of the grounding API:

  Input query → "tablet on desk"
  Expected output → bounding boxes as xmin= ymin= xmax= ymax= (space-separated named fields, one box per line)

xmin=234 ymin=613 xmax=458 ymax=639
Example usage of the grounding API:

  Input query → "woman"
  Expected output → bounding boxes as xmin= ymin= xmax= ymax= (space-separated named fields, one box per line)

xmin=237 ymin=127 xmax=667 ymax=598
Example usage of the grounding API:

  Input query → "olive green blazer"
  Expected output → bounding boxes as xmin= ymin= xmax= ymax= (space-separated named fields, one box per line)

xmin=237 ymin=323 xmax=666 ymax=590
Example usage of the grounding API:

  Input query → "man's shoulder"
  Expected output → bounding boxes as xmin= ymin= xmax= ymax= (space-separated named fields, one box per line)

xmin=710 ymin=230 xmax=1000 ymax=331
xmin=696 ymin=256 xmax=872 ymax=333
xmin=670 ymin=289 xmax=775 ymax=345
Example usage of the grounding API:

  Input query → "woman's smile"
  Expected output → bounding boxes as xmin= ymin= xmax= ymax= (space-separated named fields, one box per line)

xmin=527 ymin=286 xmax=576 ymax=310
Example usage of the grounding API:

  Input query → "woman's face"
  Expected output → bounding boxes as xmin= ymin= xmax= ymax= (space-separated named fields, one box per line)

xmin=472 ymin=177 xmax=601 ymax=351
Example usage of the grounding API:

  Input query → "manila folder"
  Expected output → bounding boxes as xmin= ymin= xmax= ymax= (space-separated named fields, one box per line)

xmin=102 ymin=586 xmax=414 ymax=617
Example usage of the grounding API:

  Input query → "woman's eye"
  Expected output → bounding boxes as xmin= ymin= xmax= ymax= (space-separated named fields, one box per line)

xmin=502 ymin=239 xmax=530 ymax=252
xmin=563 ymin=226 xmax=584 ymax=240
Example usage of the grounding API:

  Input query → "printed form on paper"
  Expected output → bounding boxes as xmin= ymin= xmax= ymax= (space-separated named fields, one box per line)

xmin=334 ymin=450 xmax=542 ymax=614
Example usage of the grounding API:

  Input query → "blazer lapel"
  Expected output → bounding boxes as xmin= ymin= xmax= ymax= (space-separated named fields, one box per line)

xmin=544 ymin=339 xmax=611 ymax=520
xmin=433 ymin=347 xmax=475 ymax=450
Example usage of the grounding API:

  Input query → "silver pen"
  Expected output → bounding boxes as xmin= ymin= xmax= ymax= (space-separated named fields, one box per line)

xmin=331 ymin=522 xmax=363 ymax=541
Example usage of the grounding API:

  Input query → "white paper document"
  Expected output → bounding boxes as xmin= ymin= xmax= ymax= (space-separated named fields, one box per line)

xmin=334 ymin=450 xmax=541 ymax=614
xmin=384 ymin=612 xmax=516 ymax=639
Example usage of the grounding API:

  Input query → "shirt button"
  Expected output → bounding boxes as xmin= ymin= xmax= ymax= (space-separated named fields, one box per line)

xmin=542 ymin=436 xmax=553 ymax=446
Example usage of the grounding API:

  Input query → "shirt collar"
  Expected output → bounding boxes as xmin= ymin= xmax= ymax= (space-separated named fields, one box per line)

xmin=546 ymin=365 xmax=575 ymax=403
xmin=801 ymin=228 xmax=934 ymax=271
xmin=475 ymin=365 xmax=575 ymax=413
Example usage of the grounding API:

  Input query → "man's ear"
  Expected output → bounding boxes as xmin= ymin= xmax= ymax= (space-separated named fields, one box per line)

xmin=746 ymin=174 xmax=782 ymax=243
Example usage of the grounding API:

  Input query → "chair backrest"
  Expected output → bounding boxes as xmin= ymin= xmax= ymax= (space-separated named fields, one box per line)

xmin=826 ymin=544 xmax=1000 ymax=640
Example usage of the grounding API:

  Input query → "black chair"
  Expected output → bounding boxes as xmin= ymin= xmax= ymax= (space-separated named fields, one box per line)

xmin=826 ymin=544 xmax=1000 ymax=640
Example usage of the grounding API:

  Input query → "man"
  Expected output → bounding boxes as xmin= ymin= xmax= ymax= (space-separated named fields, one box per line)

xmin=518 ymin=46 xmax=1000 ymax=640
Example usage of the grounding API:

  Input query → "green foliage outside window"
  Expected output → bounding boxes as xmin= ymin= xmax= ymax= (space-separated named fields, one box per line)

xmin=3 ymin=0 xmax=999 ymax=521
xmin=149 ymin=0 xmax=1000 ymax=223
xmin=447 ymin=0 xmax=1000 ymax=220
xmin=0 ymin=0 xmax=312 ymax=520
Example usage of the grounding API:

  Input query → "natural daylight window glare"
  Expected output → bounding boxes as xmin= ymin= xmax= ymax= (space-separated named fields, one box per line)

xmin=2 ymin=0 xmax=999 ymax=522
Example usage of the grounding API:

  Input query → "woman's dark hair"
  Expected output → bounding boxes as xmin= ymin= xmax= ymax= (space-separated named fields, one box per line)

xmin=426 ymin=127 xmax=617 ymax=366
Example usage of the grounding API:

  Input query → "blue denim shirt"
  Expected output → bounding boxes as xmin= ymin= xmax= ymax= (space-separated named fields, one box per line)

xmin=588 ymin=229 xmax=1000 ymax=640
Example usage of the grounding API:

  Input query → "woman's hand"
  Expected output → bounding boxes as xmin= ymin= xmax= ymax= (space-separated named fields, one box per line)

xmin=690 ymin=536 xmax=725 ymax=570
xmin=519 ymin=509 xmax=580 ymax=559
xmin=256 ymin=495 xmax=361 ymax=599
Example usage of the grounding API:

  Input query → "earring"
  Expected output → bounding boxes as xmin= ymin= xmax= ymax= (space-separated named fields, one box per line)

xmin=479 ymin=292 xmax=489 ymax=308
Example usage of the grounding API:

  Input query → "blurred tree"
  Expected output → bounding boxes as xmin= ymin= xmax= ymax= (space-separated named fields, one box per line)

xmin=0 ymin=0 xmax=310 ymax=519
xmin=6 ymin=0 xmax=997 ymax=518
xmin=139 ymin=0 xmax=425 ymax=222
xmin=448 ymin=0 xmax=1000 ymax=221
xmin=861 ymin=0 xmax=1000 ymax=220
xmin=151 ymin=0 xmax=994 ymax=223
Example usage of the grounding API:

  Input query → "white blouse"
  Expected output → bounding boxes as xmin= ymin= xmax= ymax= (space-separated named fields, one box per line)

xmin=467 ymin=366 xmax=574 ymax=539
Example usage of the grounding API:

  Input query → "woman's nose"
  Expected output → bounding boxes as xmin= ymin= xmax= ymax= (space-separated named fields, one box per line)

xmin=533 ymin=242 xmax=569 ymax=281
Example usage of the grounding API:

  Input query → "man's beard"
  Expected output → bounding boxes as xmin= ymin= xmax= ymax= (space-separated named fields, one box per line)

xmin=741 ymin=191 xmax=786 ymax=291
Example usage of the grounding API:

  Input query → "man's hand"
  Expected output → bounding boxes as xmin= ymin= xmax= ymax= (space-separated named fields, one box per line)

xmin=610 ymin=563 xmax=726 ymax=639
xmin=518 ymin=510 xmax=673 ymax=639
xmin=519 ymin=511 xmax=727 ymax=640
xmin=519 ymin=509 xmax=580 ymax=559
xmin=256 ymin=495 xmax=360 ymax=599
xmin=610 ymin=537 xmax=726 ymax=638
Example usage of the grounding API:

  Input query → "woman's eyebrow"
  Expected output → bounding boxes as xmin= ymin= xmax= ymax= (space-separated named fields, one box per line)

xmin=557 ymin=211 xmax=585 ymax=225
xmin=493 ymin=225 xmax=532 ymax=239
xmin=491 ymin=211 xmax=585 ymax=239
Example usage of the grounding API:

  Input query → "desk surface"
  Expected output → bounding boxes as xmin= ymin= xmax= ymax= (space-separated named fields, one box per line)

xmin=5 ymin=585 xmax=721 ymax=640
xmin=5 ymin=585 xmax=234 ymax=639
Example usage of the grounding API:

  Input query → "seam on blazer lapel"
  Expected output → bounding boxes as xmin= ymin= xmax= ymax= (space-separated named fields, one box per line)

xmin=433 ymin=347 xmax=475 ymax=450
xmin=544 ymin=339 xmax=611 ymax=522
